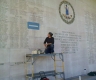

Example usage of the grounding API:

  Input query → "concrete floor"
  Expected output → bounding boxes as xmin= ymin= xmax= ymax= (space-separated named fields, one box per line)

xmin=70 ymin=75 xmax=96 ymax=80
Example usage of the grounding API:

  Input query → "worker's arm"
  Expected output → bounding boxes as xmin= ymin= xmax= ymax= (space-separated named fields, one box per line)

xmin=44 ymin=37 xmax=47 ymax=48
xmin=44 ymin=44 xmax=47 ymax=47
xmin=47 ymin=43 xmax=52 ymax=45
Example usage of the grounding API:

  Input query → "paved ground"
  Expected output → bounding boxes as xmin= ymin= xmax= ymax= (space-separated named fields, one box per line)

xmin=66 ymin=75 xmax=96 ymax=80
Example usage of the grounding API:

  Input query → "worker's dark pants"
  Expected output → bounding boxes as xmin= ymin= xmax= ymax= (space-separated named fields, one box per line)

xmin=45 ymin=44 xmax=54 ymax=54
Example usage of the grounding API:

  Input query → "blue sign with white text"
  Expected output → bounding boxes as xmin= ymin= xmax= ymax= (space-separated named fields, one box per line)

xmin=27 ymin=22 xmax=40 ymax=30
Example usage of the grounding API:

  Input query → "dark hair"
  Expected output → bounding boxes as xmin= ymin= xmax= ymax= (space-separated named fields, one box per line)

xmin=49 ymin=32 xmax=53 ymax=36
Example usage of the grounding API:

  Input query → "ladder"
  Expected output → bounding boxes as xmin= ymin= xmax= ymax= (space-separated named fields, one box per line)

xmin=53 ymin=53 xmax=65 ymax=80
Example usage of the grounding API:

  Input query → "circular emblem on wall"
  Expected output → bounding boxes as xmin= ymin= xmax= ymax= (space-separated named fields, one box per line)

xmin=59 ymin=0 xmax=75 ymax=24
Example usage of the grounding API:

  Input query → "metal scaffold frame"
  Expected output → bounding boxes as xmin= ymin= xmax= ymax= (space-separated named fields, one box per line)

xmin=25 ymin=53 xmax=65 ymax=80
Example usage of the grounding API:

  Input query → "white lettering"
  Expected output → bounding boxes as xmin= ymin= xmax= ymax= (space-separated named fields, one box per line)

xmin=29 ymin=25 xmax=38 ymax=27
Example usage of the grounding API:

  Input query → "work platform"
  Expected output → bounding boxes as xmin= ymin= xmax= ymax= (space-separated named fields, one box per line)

xmin=25 ymin=53 xmax=65 ymax=80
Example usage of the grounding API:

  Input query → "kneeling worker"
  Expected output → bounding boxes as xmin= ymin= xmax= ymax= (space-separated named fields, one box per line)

xmin=44 ymin=32 xmax=54 ymax=54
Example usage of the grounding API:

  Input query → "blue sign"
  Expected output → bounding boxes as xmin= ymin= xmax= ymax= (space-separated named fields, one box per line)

xmin=27 ymin=22 xmax=40 ymax=30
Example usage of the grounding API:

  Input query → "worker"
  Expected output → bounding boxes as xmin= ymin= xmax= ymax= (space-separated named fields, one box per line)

xmin=44 ymin=32 xmax=54 ymax=54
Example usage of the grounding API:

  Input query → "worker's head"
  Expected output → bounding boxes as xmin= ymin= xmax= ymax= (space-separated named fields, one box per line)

xmin=48 ymin=32 xmax=53 ymax=37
